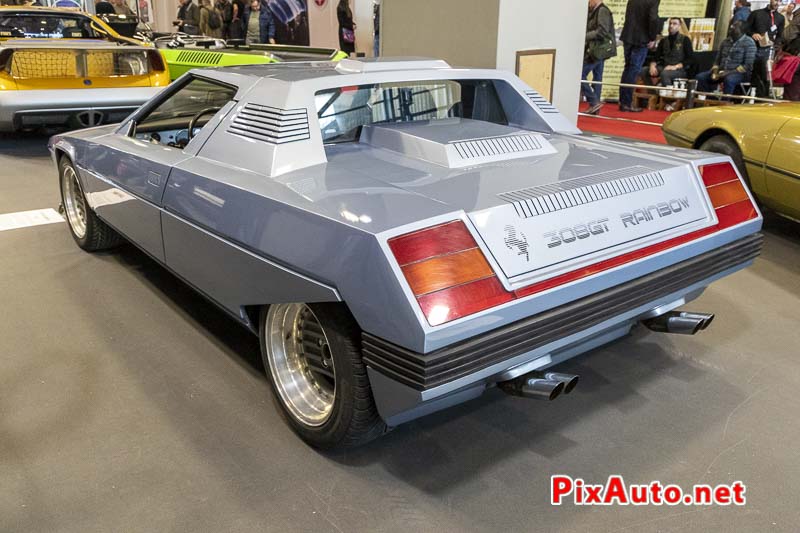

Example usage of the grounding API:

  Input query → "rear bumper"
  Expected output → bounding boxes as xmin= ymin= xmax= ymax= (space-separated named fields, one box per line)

xmin=0 ymin=87 xmax=164 ymax=131
xmin=365 ymin=233 xmax=763 ymax=425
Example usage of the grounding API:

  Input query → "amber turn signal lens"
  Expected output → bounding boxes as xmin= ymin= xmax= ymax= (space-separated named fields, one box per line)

xmin=706 ymin=179 xmax=749 ymax=209
xmin=402 ymin=248 xmax=493 ymax=296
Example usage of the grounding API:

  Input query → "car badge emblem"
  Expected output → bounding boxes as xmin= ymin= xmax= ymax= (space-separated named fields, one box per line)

xmin=83 ymin=79 xmax=92 ymax=86
xmin=504 ymin=225 xmax=530 ymax=262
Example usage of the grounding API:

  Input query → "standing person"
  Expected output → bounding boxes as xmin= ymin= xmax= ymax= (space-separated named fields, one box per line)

xmin=216 ymin=0 xmax=233 ymax=39
xmin=337 ymin=0 xmax=356 ymax=56
xmin=582 ymin=0 xmax=616 ymax=115
xmin=112 ymin=0 xmax=134 ymax=15
xmin=732 ymin=0 xmax=751 ymax=23
xmin=174 ymin=0 xmax=200 ymax=34
xmin=745 ymin=0 xmax=785 ymax=96
xmin=373 ymin=0 xmax=380 ymax=57
xmin=641 ymin=17 xmax=693 ymax=87
xmin=619 ymin=0 xmax=661 ymax=112
xmin=95 ymin=0 xmax=115 ymax=14
xmin=230 ymin=0 xmax=245 ymax=39
xmin=243 ymin=0 xmax=275 ymax=44
xmin=199 ymin=0 xmax=222 ymax=37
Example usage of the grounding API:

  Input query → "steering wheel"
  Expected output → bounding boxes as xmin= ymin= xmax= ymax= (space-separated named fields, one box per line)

xmin=187 ymin=107 xmax=222 ymax=140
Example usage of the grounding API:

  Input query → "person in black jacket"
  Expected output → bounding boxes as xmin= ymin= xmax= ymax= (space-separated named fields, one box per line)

xmin=619 ymin=0 xmax=661 ymax=111
xmin=641 ymin=18 xmax=694 ymax=86
xmin=95 ymin=0 xmax=115 ymax=15
xmin=337 ymin=0 xmax=356 ymax=56
xmin=582 ymin=0 xmax=616 ymax=115
xmin=746 ymin=0 xmax=785 ymax=96
xmin=173 ymin=0 xmax=200 ymax=34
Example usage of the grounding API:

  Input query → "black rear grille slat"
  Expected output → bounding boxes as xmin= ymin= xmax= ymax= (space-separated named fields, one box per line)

xmin=363 ymin=234 xmax=763 ymax=390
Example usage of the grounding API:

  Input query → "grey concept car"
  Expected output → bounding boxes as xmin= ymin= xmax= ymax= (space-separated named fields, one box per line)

xmin=50 ymin=58 xmax=763 ymax=449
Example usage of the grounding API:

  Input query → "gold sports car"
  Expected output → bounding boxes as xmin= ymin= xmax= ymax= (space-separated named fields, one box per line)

xmin=0 ymin=6 xmax=168 ymax=131
xmin=663 ymin=103 xmax=800 ymax=222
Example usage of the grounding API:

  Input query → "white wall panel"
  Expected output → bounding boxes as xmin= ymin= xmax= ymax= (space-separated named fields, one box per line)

xmin=495 ymin=0 xmax=586 ymax=125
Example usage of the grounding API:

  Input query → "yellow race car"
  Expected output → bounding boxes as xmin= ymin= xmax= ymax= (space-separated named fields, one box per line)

xmin=0 ymin=6 xmax=168 ymax=131
xmin=663 ymin=103 xmax=800 ymax=222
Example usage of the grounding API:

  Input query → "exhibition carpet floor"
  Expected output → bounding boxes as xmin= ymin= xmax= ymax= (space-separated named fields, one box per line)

xmin=577 ymin=102 xmax=669 ymax=144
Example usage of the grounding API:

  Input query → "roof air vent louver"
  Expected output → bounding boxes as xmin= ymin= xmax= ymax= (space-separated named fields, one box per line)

xmin=524 ymin=90 xmax=559 ymax=114
xmin=227 ymin=103 xmax=310 ymax=145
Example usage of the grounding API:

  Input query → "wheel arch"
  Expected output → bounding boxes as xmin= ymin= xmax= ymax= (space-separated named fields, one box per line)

xmin=693 ymin=127 xmax=738 ymax=150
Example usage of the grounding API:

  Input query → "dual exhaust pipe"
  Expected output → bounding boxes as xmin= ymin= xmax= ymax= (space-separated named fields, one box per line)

xmin=498 ymin=371 xmax=579 ymax=401
xmin=498 ymin=309 xmax=713 ymax=401
xmin=642 ymin=311 xmax=715 ymax=335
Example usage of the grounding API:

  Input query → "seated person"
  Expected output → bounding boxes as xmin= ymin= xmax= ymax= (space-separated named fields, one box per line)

xmin=696 ymin=22 xmax=756 ymax=94
xmin=641 ymin=18 xmax=694 ymax=87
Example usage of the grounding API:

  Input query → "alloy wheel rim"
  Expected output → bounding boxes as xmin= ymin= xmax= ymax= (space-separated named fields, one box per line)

xmin=265 ymin=304 xmax=336 ymax=427
xmin=62 ymin=166 xmax=87 ymax=239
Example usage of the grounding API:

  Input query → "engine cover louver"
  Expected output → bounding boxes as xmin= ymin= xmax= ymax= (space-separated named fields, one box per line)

xmin=227 ymin=103 xmax=310 ymax=144
xmin=452 ymin=134 xmax=544 ymax=160
xmin=175 ymin=50 xmax=223 ymax=65
xmin=525 ymin=90 xmax=559 ymax=114
xmin=499 ymin=166 xmax=663 ymax=218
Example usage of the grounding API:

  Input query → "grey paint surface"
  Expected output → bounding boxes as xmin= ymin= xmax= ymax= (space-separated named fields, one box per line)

xmin=1 ymin=132 xmax=800 ymax=531
xmin=49 ymin=60 xmax=762 ymax=424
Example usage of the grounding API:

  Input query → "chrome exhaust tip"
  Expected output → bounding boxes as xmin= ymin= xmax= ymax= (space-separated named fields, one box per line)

xmin=675 ymin=311 xmax=715 ymax=330
xmin=642 ymin=310 xmax=714 ymax=335
xmin=543 ymin=372 xmax=580 ymax=394
xmin=498 ymin=371 xmax=574 ymax=401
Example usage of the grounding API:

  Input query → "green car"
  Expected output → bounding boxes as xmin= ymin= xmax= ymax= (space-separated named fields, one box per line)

xmin=156 ymin=37 xmax=348 ymax=81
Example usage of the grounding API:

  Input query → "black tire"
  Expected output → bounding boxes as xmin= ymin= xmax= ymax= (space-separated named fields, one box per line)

xmin=699 ymin=134 xmax=751 ymax=187
xmin=259 ymin=303 xmax=387 ymax=449
xmin=58 ymin=156 xmax=124 ymax=252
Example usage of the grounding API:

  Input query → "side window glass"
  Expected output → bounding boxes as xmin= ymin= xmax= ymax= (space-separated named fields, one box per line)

xmin=133 ymin=78 xmax=236 ymax=148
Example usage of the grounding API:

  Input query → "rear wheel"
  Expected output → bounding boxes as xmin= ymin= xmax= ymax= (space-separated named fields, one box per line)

xmin=260 ymin=303 xmax=386 ymax=449
xmin=59 ymin=156 xmax=123 ymax=251
xmin=699 ymin=134 xmax=751 ymax=187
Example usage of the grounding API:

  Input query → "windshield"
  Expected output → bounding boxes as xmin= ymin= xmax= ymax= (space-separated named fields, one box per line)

xmin=0 ymin=13 xmax=103 ymax=39
xmin=315 ymin=79 xmax=509 ymax=143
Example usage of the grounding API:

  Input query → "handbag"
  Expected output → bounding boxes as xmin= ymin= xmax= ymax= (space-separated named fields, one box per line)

xmin=589 ymin=34 xmax=617 ymax=62
xmin=342 ymin=27 xmax=355 ymax=44
xmin=773 ymin=54 xmax=800 ymax=85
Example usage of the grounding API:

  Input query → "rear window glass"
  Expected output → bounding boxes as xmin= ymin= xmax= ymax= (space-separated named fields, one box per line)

xmin=315 ymin=79 xmax=508 ymax=143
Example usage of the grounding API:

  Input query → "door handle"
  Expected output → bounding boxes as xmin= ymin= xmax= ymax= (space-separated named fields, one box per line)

xmin=147 ymin=171 xmax=161 ymax=187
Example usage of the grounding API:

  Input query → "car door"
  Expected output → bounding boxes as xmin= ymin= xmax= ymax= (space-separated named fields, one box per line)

xmin=82 ymin=76 xmax=238 ymax=262
xmin=764 ymin=117 xmax=800 ymax=221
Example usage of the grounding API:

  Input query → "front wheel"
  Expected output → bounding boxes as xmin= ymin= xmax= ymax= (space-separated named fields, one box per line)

xmin=260 ymin=303 xmax=386 ymax=449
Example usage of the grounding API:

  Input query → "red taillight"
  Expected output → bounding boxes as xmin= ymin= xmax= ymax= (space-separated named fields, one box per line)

xmin=148 ymin=50 xmax=166 ymax=72
xmin=389 ymin=220 xmax=511 ymax=326
xmin=391 ymin=162 xmax=758 ymax=327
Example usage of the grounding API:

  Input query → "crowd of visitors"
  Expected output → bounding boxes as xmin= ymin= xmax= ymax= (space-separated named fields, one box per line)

xmin=582 ymin=0 xmax=800 ymax=113
xmin=168 ymin=0 xmax=376 ymax=54
xmin=174 ymin=0 xmax=270 ymax=43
